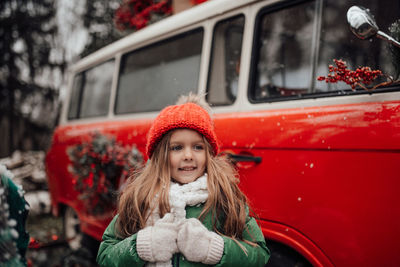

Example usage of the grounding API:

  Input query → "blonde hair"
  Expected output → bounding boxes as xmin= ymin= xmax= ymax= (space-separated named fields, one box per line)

xmin=116 ymin=131 xmax=173 ymax=237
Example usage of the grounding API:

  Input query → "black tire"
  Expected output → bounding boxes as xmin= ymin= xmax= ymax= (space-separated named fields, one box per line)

xmin=80 ymin=233 xmax=100 ymax=261
xmin=62 ymin=234 xmax=100 ymax=267
xmin=62 ymin=207 xmax=100 ymax=266
xmin=266 ymin=240 xmax=313 ymax=267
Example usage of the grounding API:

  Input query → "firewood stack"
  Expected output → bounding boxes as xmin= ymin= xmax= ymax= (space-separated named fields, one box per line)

xmin=0 ymin=151 xmax=50 ymax=216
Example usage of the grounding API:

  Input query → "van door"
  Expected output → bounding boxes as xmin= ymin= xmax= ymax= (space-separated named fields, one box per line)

xmin=208 ymin=0 xmax=400 ymax=266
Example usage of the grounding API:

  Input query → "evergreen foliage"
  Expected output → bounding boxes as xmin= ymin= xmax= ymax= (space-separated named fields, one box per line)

xmin=80 ymin=0 xmax=126 ymax=58
xmin=0 ymin=0 xmax=63 ymax=156
xmin=0 ymin=0 xmax=126 ymax=157
xmin=67 ymin=132 xmax=143 ymax=215
xmin=0 ymin=166 xmax=26 ymax=267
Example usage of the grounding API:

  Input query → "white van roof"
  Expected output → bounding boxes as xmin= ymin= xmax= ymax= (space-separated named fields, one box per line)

xmin=70 ymin=0 xmax=261 ymax=72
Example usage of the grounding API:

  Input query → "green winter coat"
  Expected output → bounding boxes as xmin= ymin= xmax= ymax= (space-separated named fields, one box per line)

xmin=97 ymin=204 xmax=270 ymax=267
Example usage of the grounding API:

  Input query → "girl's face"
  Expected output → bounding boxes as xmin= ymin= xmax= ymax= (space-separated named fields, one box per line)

xmin=169 ymin=129 xmax=206 ymax=184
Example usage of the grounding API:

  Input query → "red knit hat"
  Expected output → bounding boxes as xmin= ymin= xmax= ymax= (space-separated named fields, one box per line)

xmin=146 ymin=102 xmax=218 ymax=158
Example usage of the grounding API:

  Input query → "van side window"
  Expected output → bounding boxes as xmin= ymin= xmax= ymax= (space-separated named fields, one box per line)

xmin=67 ymin=74 xmax=83 ymax=120
xmin=207 ymin=15 xmax=244 ymax=105
xmin=315 ymin=0 xmax=399 ymax=92
xmin=115 ymin=28 xmax=203 ymax=114
xmin=250 ymin=0 xmax=399 ymax=103
xmin=250 ymin=1 xmax=315 ymax=102
xmin=67 ymin=60 xmax=115 ymax=120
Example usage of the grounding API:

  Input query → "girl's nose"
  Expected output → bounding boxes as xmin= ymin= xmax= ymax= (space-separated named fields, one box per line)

xmin=183 ymin=147 xmax=193 ymax=160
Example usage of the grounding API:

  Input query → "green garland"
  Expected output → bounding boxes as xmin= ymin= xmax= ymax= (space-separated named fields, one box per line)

xmin=0 ymin=165 xmax=25 ymax=267
xmin=68 ymin=132 xmax=143 ymax=215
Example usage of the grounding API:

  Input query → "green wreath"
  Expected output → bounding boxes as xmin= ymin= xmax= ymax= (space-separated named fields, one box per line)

xmin=67 ymin=132 xmax=143 ymax=215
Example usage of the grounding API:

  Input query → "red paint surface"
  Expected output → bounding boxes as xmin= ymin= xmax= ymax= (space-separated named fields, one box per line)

xmin=46 ymin=100 xmax=400 ymax=266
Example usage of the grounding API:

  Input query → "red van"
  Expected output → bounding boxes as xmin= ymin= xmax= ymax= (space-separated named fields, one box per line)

xmin=45 ymin=0 xmax=400 ymax=266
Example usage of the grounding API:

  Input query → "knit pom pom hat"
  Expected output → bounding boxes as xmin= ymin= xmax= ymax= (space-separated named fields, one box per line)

xmin=146 ymin=102 xmax=218 ymax=158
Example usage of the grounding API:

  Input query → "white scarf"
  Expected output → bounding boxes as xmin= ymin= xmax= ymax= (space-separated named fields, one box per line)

xmin=146 ymin=174 xmax=208 ymax=267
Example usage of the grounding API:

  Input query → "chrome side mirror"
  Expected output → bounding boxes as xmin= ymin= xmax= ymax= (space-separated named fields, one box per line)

xmin=347 ymin=6 xmax=400 ymax=48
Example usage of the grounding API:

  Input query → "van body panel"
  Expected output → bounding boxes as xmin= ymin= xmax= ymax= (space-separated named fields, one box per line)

xmin=214 ymin=100 xmax=400 ymax=151
xmin=46 ymin=98 xmax=400 ymax=265
xmin=214 ymin=99 xmax=400 ymax=266
xmin=46 ymin=118 xmax=153 ymax=239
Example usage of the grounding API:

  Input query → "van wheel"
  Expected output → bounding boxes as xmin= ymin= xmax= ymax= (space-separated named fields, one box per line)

xmin=63 ymin=206 xmax=83 ymax=250
xmin=266 ymin=240 xmax=312 ymax=267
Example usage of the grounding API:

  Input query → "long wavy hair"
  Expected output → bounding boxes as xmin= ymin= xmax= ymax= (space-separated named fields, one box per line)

xmin=115 ymin=132 xmax=251 ymax=241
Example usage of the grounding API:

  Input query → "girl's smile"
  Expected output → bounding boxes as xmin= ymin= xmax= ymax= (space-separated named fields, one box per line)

xmin=169 ymin=129 xmax=206 ymax=184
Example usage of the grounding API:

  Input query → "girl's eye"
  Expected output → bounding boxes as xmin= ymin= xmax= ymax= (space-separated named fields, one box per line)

xmin=170 ymin=145 xmax=182 ymax=151
xmin=194 ymin=144 xmax=204 ymax=151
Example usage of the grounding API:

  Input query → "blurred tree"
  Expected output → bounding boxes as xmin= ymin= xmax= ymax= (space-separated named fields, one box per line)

xmin=80 ymin=0 xmax=126 ymax=58
xmin=0 ymin=0 xmax=127 ymax=157
xmin=0 ymin=0 xmax=64 ymax=157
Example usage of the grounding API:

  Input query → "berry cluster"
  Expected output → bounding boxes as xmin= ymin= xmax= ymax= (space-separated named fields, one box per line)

xmin=114 ymin=0 xmax=172 ymax=31
xmin=114 ymin=0 xmax=210 ymax=31
xmin=317 ymin=59 xmax=383 ymax=90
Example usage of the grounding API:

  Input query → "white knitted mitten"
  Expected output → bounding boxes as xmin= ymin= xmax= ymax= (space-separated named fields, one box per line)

xmin=137 ymin=213 xmax=178 ymax=262
xmin=177 ymin=218 xmax=224 ymax=264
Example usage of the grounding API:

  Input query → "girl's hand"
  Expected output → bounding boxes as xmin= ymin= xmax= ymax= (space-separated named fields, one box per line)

xmin=137 ymin=213 xmax=178 ymax=262
xmin=177 ymin=218 xmax=224 ymax=264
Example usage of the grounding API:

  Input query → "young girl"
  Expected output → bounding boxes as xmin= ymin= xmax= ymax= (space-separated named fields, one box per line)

xmin=97 ymin=94 xmax=270 ymax=267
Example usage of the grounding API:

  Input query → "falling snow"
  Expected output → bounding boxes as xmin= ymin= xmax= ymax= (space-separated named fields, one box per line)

xmin=8 ymin=219 xmax=17 ymax=227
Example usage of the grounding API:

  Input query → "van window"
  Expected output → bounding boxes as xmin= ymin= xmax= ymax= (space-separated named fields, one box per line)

xmin=67 ymin=74 xmax=83 ymax=120
xmin=315 ymin=0 xmax=399 ymax=92
xmin=67 ymin=60 xmax=115 ymax=120
xmin=207 ymin=15 xmax=244 ymax=105
xmin=250 ymin=0 xmax=400 ymax=103
xmin=251 ymin=1 xmax=315 ymax=101
xmin=115 ymin=28 xmax=203 ymax=114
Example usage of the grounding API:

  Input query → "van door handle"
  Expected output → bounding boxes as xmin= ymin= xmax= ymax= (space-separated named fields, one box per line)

xmin=227 ymin=153 xmax=262 ymax=163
